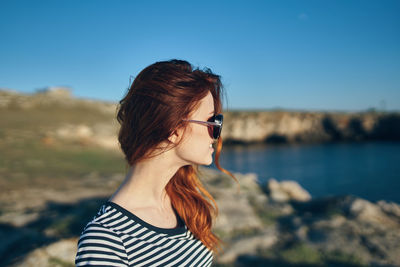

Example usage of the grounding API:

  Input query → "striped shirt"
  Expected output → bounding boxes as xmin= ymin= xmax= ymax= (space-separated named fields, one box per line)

xmin=75 ymin=201 xmax=213 ymax=266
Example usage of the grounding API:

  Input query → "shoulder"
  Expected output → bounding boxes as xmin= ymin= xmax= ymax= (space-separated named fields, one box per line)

xmin=75 ymin=221 xmax=129 ymax=266
xmin=75 ymin=206 xmax=129 ymax=266
xmin=78 ymin=221 xmax=125 ymax=248
xmin=77 ymin=202 xmax=124 ymax=244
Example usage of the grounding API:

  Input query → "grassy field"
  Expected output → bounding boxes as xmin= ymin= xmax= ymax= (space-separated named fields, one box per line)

xmin=0 ymin=102 xmax=125 ymax=188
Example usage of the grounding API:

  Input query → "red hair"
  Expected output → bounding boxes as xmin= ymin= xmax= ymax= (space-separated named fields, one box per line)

xmin=116 ymin=59 xmax=238 ymax=254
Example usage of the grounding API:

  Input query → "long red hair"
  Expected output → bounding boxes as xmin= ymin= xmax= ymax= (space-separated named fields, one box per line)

xmin=116 ymin=59 xmax=238 ymax=254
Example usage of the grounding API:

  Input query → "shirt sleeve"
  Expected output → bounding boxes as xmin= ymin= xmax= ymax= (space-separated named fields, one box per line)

xmin=75 ymin=222 xmax=129 ymax=267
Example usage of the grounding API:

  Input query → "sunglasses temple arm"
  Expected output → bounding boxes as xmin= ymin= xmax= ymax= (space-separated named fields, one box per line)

xmin=184 ymin=120 xmax=221 ymax=126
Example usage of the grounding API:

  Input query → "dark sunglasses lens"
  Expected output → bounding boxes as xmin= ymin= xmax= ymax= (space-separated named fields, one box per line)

xmin=207 ymin=116 xmax=215 ymax=139
xmin=209 ymin=114 xmax=223 ymax=139
xmin=213 ymin=126 xmax=221 ymax=139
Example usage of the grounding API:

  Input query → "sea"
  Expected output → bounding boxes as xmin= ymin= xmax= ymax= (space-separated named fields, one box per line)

xmin=208 ymin=141 xmax=400 ymax=204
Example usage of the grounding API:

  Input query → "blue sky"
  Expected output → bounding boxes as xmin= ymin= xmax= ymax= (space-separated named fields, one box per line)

xmin=1 ymin=0 xmax=399 ymax=112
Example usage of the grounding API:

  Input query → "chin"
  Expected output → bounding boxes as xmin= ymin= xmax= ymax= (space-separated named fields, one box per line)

xmin=203 ymin=155 xmax=214 ymax=166
xmin=189 ymin=155 xmax=213 ymax=166
xmin=203 ymin=159 xmax=213 ymax=166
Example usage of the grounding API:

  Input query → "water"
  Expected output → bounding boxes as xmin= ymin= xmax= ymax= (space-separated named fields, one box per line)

xmin=209 ymin=141 xmax=400 ymax=204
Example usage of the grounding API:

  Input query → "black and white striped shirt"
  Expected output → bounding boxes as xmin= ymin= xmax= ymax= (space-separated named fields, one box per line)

xmin=75 ymin=201 xmax=213 ymax=266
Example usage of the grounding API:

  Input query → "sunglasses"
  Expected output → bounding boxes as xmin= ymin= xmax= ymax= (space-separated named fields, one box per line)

xmin=182 ymin=114 xmax=223 ymax=140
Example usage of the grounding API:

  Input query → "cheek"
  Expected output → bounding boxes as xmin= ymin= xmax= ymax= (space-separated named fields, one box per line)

xmin=176 ymin=129 xmax=210 ymax=159
xmin=182 ymin=132 xmax=208 ymax=151
xmin=192 ymin=127 xmax=211 ymax=146
xmin=187 ymin=124 xmax=211 ymax=143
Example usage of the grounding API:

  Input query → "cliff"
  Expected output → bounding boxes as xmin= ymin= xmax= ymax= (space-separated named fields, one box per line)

xmin=221 ymin=110 xmax=400 ymax=144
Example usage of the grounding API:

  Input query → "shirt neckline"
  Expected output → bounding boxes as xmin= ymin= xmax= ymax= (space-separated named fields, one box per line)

xmin=104 ymin=201 xmax=187 ymax=236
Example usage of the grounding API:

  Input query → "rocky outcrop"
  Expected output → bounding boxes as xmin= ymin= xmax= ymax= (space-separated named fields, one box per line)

xmin=203 ymin=169 xmax=400 ymax=266
xmin=200 ymin=169 xmax=265 ymax=234
xmin=266 ymin=178 xmax=312 ymax=202
xmin=286 ymin=196 xmax=400 ymax=266
xmin=3 ymin=168 xmax=400 ymax=266
xmin=221 ymin=110 xmax=400 ymax=144
xmin=48 ymin=123 xmax=119 ymax=150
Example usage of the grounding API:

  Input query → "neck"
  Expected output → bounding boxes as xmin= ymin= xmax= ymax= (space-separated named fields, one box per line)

xmin=109 ymin=148 xmax=187 ymax=211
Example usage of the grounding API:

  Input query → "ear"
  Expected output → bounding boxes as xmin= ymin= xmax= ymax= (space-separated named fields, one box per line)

xmin=168 ymin=129 xmax=180 ymax=144
xmin=168 ymin=128 xmax=184 ymax=144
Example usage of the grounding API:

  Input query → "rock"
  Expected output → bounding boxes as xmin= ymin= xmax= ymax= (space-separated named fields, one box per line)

xmin=280 ymin=180 xmax=312 ymax=202
xmin=51 ymin=123 xmax=119 ymax=151
xmin=285 ymin=196 xmax=400 ymax=266
xmin=295 ymin=225 xmax=309 ymax=241
xmin=304 ymin=214 xmax=400 ymax=266
xmin=201 ymin=169 xmax=264 ymax=234
xmin=214 ymin=189 xmax=263 ymax=233
xmin=267 ymin=178 xmax=290 ymax=202
xmin=349 ymin=198 xmax=399 ymax=227
xmin=266 ymin=178 xmax=311 ymax=203
xmin=55 ymin=124 xmax=93 ymax=139
xmin=238 ymin=172 xmax=261 ymax=192
xmin=215 ymin=226 xmax=278 ymax=263
xmin=10 ymin=238 xmax=77 ymax=267
xmin=377 ymin=200 xmax=400 ymax=219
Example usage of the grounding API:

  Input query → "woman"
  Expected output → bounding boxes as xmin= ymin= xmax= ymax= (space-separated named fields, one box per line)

xmin=75 ymin=59 xmax=238 ymax=266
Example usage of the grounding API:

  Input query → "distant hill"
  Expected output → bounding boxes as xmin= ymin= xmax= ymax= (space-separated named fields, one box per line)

xmin=0 ymin=87 xmax=116 ymax=114
xmin=1 ymin=88 xmax=399 ymax=149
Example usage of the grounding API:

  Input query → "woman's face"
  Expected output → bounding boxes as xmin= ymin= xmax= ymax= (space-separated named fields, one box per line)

xmin=173 ymin=91 xmax=216 ymax=166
